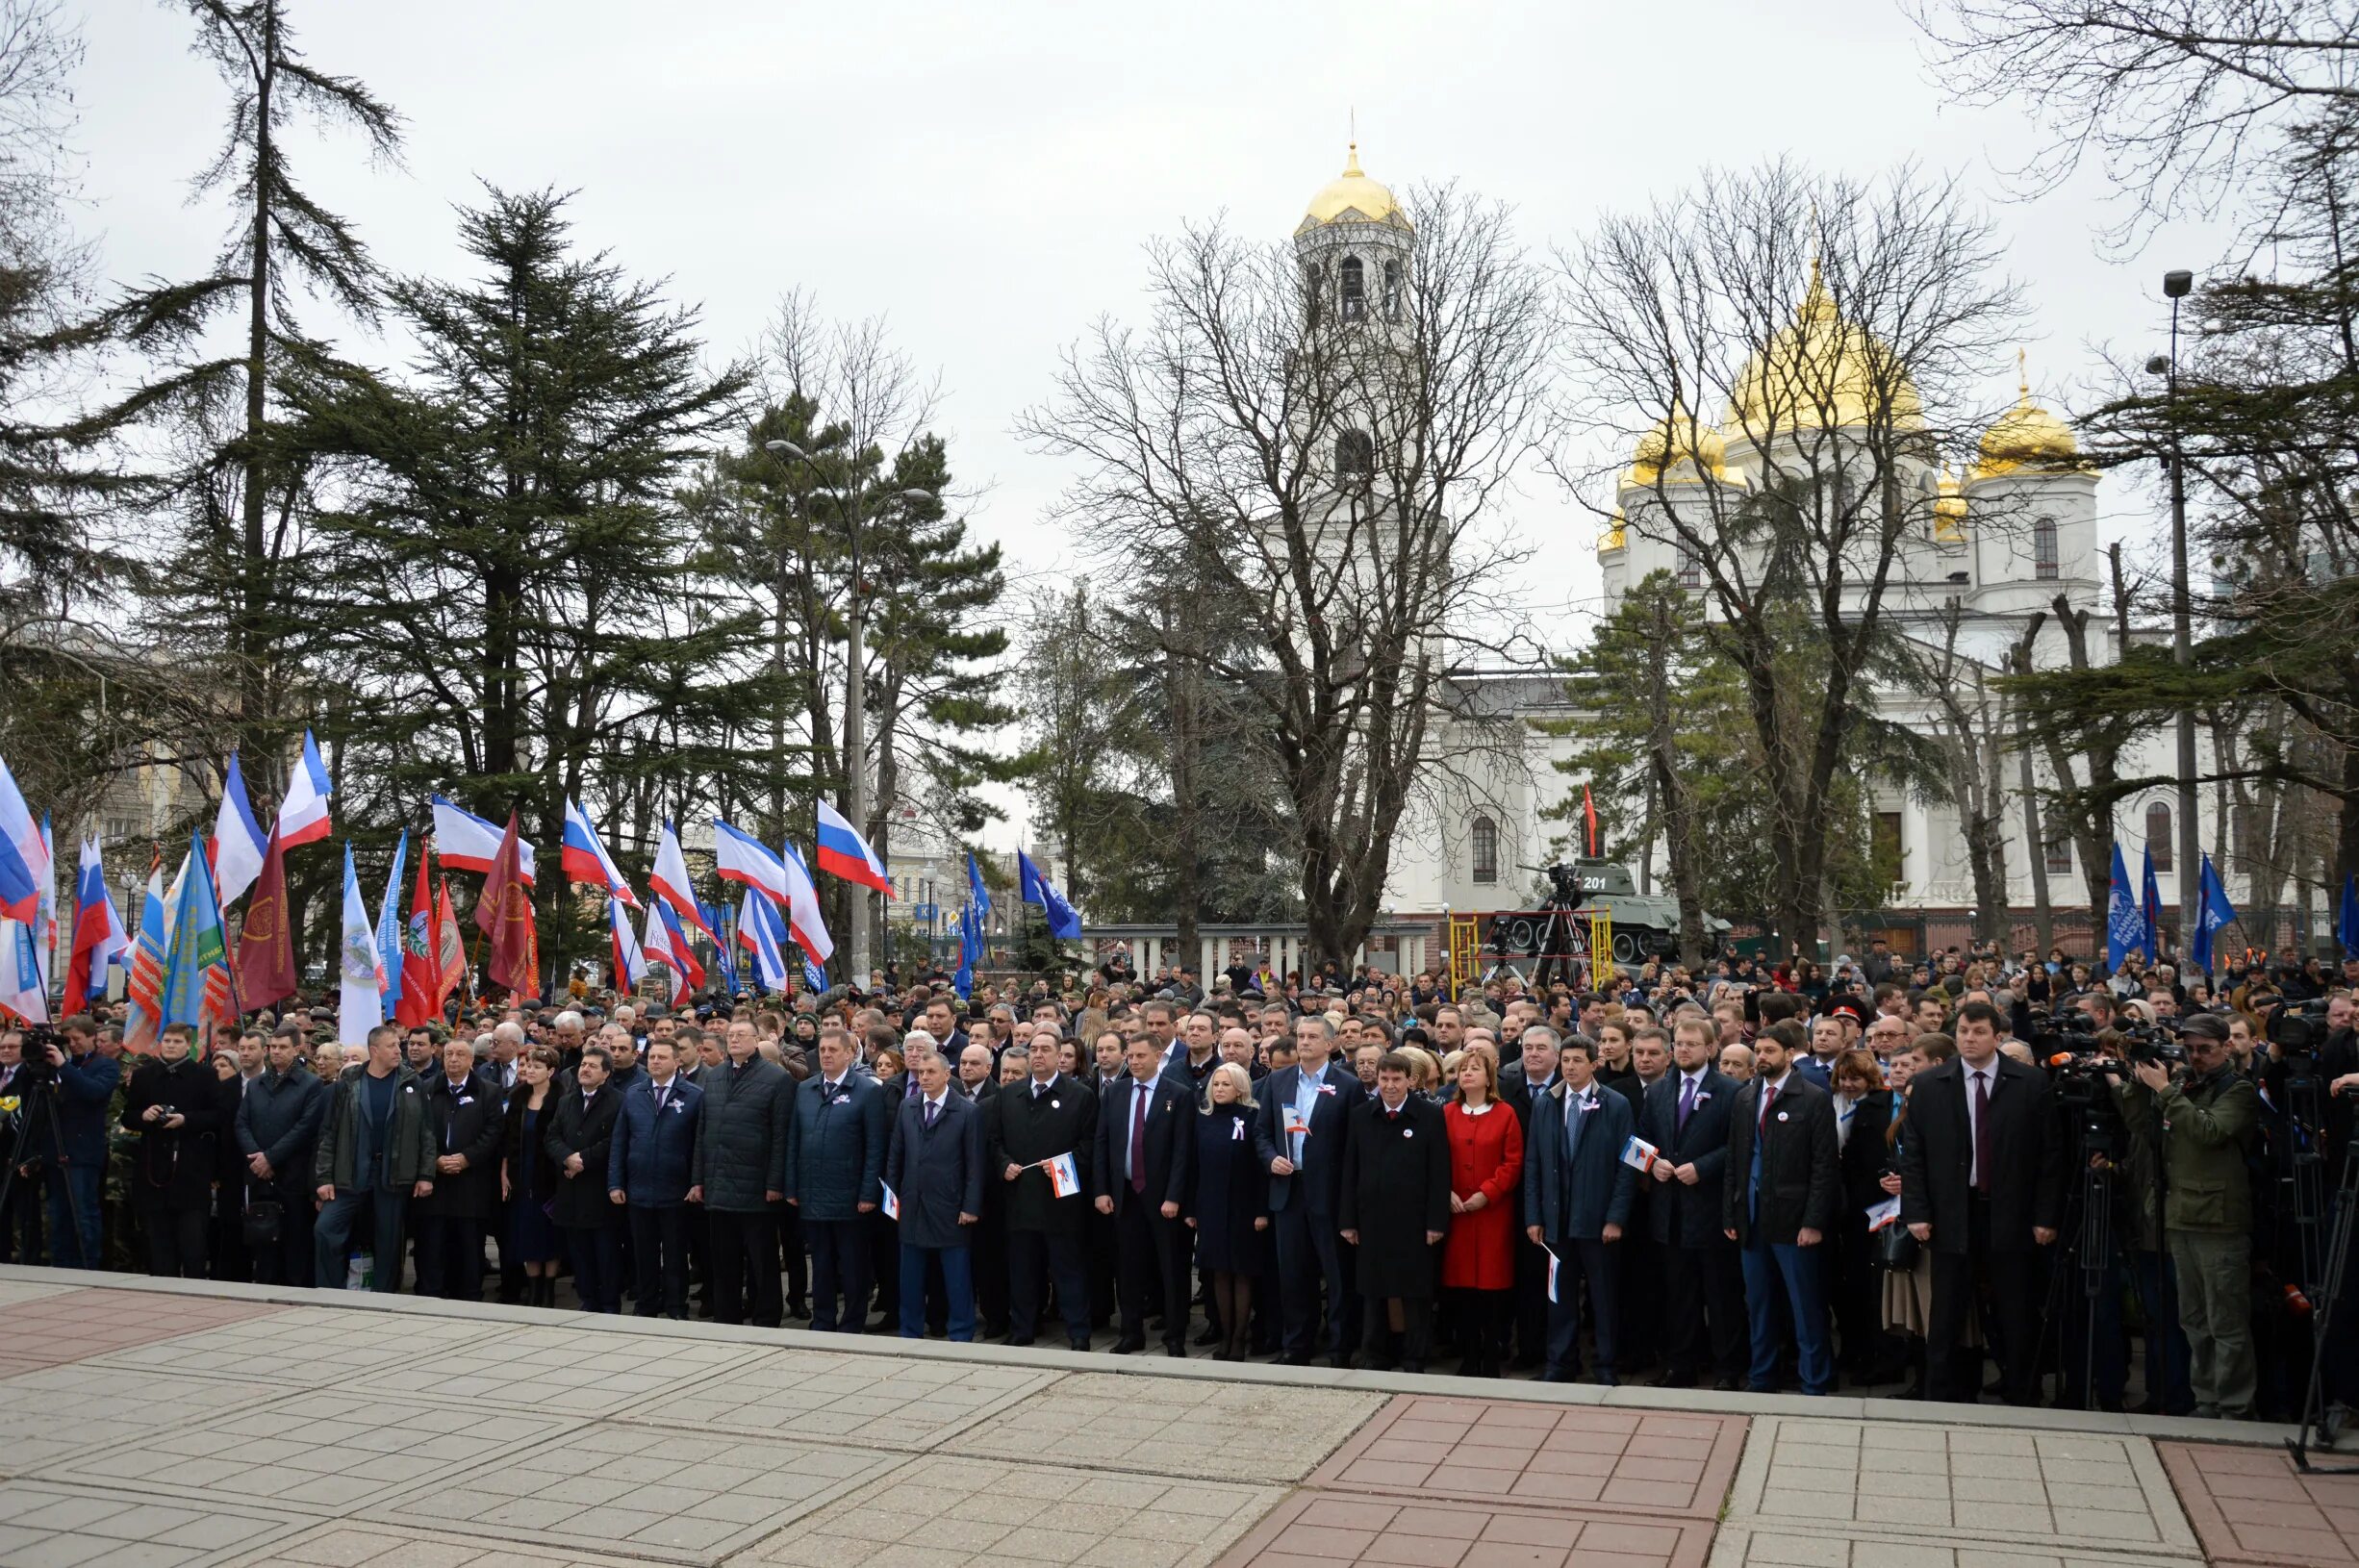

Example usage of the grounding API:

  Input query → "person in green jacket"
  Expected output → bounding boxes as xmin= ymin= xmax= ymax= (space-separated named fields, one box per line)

xmin=2123 ymin=1012 xmax=2260 ymax=1420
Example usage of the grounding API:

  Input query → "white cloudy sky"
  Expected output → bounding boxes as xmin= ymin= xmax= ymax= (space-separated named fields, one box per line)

xmin=69 ymin=0 xmax=2232 ymax=846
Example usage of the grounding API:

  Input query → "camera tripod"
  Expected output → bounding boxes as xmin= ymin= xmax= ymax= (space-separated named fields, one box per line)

xmin=0 ymin=1068 xmax=91 ymax=1265
xmin=2286 ymin=1107 xmax=2359 ymax=1474
xmin=2034 ymin=1112 xmax=2138 ymax=1413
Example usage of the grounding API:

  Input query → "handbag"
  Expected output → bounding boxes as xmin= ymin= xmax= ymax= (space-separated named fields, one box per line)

xmin=1873 ymin=1222 xmax=1919 ymax=1273
xmin=242 ymin=1199 xmax=283 ymax=1250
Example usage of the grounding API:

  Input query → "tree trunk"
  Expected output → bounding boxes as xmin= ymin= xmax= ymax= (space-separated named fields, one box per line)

xmin=1165 ymin=602 xmax=1202 ymax=973
xmin=238 ymin=27 xmax=277 ymax=761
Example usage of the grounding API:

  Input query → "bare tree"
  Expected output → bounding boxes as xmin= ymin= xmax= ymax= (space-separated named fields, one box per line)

xmin=1912 ymin=0 xmax=2359 ymax=238
xmin=1907 ymin=599 xmax=2017 ymax=945
xmin=1019 ymin=185 xmax=1556 ymax=968
xmin=1557 ymin=160 xmax=2024 ymax=955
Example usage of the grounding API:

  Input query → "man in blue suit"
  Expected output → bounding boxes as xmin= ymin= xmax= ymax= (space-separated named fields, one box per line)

xmin=1636 ymin=1015 xmax=1746 ymax=1389
xmin=1722 ymin=1019 xmax=1840 ymax=1396
xmin=1254 ymin=1013 xmax=1365 ymax=1367
xmin=37 ymin=1017 xmax=118 ymax=1270
xmin=884 ymin=1050 xmax=983 ymax=1340
xmin=785 ymin=1024 xmax=889 ymax=1333
xmin=608 ymin=1037 xmax=702 ymax=1320
xmin=1093 ymin=1034 xmax=1195 ymax=1356
xmin=1522 ymin=1032 xmax=1636 ymax=1384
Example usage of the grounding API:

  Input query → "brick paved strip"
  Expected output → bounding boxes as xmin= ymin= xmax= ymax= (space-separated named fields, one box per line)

xmin=2159 ymin=1440 xmax=2359 ymax=1567
xmin=1306 ymin=1395 xmax=1746 ymax=1520
xmin=1215 ymin=1490 xmax=1713 ymax=1568
xmin=0 ymin=1285 xmax=284 ymax=1373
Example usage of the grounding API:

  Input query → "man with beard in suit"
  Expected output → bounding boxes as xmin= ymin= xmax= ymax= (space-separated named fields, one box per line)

xmin=1638 ymin=1013 xmax=1746 ymax=1388
xmin=991 ymin=1040 xmax=1099 ymax=1351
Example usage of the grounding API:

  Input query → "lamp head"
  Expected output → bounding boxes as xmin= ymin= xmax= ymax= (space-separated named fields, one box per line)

xmin=2163 ymin=269 xmax=2194 ymax=299
xmin=763 ymin=439 xmax=809 ymax=462
xmin=2145 ymin=355 xmax=2171 ymax=376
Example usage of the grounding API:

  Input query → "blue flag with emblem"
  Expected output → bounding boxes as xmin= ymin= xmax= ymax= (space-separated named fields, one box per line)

xmin=2340 ymin=873 xmax=2359 ymax=960
xmin=2190 ymin=853 xmax=2239 ymax=976
xmin=2141 ymin=844 xmax=2164 ymax=961
xmin=953 ymin=899 xmax=979 ymax=999
xmin=2105 ymin=844 xmax=2145 ymax=973
xmin=1018 ymin=850 xmax=1079 ymax=941
xmin=802 ymin=955 xmax=825 ymax=993
xmin=967 ymin=852 xmax=992 ymax=925
xmin=705 ymin=899 xmax=738 ymax=995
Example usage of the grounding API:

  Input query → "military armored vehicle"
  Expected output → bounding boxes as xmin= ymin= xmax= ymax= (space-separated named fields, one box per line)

xmin=1484 ymin=860 xmax=1728 ymax=969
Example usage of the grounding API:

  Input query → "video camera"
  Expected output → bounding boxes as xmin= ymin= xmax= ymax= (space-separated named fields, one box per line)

xmin=2032 ymin=1012 xmax=2185 ymax=1089
xmin=10 ymin=1024 xmax=60 ymax=1088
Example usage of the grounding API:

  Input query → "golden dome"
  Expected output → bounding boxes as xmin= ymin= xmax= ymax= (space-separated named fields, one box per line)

xmin=1627 ymin=401 xmax=1726 ymax=487
xmin=1299 ymin=142 xmax=1410 ymax=234
xmin=1726 ymin=260 xmax=1924 ymax=437
xmin=1975 ymin=352 xmax=2084 ymax=477
xmin=1933 ymin=464 xmax=1966 ymax=542
xmin=1601 ymin=507 xmax=1627 ymax=553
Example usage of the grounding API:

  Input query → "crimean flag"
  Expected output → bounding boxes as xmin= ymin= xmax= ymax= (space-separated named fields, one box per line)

xmin=475 ymin=812 xmax=539 ymax=1000
xmin=431 ymin=795 xmax=537 ymax=881
xmin=610 ymin=896 xmax=647 ymax=990
xmin=780 ymin=842 xmax=833 ymax=963
xmin=395 ymin=844 xmax=440 ymax=1027
xmin=235 ymin=827 xmax=297 ymax=1010
xmin=712 ymin=819 xmax=789 ymax=903
xmin=123 ymin=849 xmax=166 ymax=1050
xmin=640 ymin=898 xmax=687 ymax=1005
xmin=648 ymin=819 xmax=712 ymax=937
xmin=654 ymin=898 xmax=705 ymax=990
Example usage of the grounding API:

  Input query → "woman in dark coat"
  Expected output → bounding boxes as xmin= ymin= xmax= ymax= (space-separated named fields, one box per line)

xmin=502 ymin=1045 xmax=564 ymax=1305
xmin=120 ymin=1024 xmax=232 ymax=1278
xmin=545 ymin=1048 xmax=622 ymax=1312
xmin=1831 ymin=1047 xmax=1897 ymax=1381
xmin=1183 ymin=1063 xmax=1270 ymax=1361
xmin=1339 ymin=1051 xmax=1454 ymax=1373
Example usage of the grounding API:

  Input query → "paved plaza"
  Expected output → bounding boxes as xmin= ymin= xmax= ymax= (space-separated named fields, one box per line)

xmin=0 ymin=1268 xmax=2348 ymax=1568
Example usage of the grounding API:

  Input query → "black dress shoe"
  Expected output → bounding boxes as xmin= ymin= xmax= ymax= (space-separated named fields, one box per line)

xmin=1007 ymin=1334 xmax=1035 ymax=1348
xmin=1401 ymin=1360 xmax=1425 ymax=1375
xmin=1276 ymin=1351 xmax=1310 ymax=1366
xmin=1068 ymin=1335 xmax=1092 ymax=1353
xmin=1165 ymin=1342 xmax=1185 ymax=1358
xmin=1712 ymin=1375 xmax=1741 ymax=1392
xmin=1111 ymin=1335 xmax=1146 ymax=1355
xmin=1329 ymin=1353 xmax=1357 ymax=1371
xmin=1594 ymin=1371 xmax=1619 ymax=1387
xmin=1193 ymin=1324 xmax=1223 ymax=1347
xmin=1654 ymin=1371 xmax=1698 ymax=1389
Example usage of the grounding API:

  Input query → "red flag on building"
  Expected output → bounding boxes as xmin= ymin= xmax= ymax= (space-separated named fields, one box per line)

xmin=235 ymin=831 xmax=296 ymax=1009
xmin=433 ymin=874 xmax=466 ymax=1009
xmin=1583 ymin=785 xmax=1601 ymax=859
xmin=395 ymin=846 xmax=439 ymax=1026
xmin=475 ymin=812 xmax=540 ymax=1000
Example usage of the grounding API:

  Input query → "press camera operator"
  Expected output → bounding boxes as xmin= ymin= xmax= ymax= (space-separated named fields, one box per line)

xmin=2262 ymin=993 xmax=2359 ymax=1428
xmin=2120 ymin=1012 xmax=2261 ymax=1421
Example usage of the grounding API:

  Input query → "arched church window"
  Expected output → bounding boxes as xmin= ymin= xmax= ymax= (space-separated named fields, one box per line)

xmin=2035 ymin=517 xmax=2059 ymax=580
xmin=2145 ymin=800 xmax=2172 ymax=872
xmin=1471 ymin=817 xmax=1498 ymax=884
xmin=1336 ymin=429 xmax=1374 ymax=485
xmin=1382 ymin=260 xmax=1402 ymax=320
xmin=1303 ymin=261 xmax=1325 ymax=325
xmin=1340 ymin=256 xmax=1366 ymax=321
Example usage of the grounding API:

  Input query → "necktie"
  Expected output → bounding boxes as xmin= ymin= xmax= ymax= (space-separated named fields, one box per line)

xmin=1972 ymin=1071 xmax=1993 ymax=1194
xmin=1677 ymin=1075 xmax=1697 ymax=1135
xmin=1758 ymin=1082 xmax=1779 ymax=1133
xmin=1129 ymin=1082 xmax=1148 ymax=1193
xmin=925 ymin=1099 xmax=939 ymax=1128
xmin=654 ymin=1086 xmax=668 ymax=1115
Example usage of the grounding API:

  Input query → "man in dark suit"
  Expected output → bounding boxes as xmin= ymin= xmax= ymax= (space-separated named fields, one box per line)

xmin=1899 ymin=999 xmax=2063 ymax=1404
xmin=1722 ymin=1019 xmax=1840 ymax=1396
xmin=1522 ymin=1034 xmax=1637 ymax=1384
xmin=692 ymin=1019 xmax=796 ymax=1328
xmin=883 ymin=1049 xmax=984 ymax=1340
xmin=1637 ymin=1015 xmax=1746 ymax=1389
xmin=992 ymin=1042 xmax=1099 ymax=1351
xmin=608 ymin=1037 xmax=702 ymax=1320
xmin=785 ymin=1024 xmax=889 ymax=1333
xmin=1094 ymin=1035 xmax=1195 ymax=1356
xmin=415 ymin=1036 xmax=503 ymax=1301
xmin=1495 ymin=1025 xmax=1560 ymax=1369
xmin=1254 ymin=1013 xmax=1366 ymax=1366
xmin=1340 ymin=1052 xmax=1452 ymax=1373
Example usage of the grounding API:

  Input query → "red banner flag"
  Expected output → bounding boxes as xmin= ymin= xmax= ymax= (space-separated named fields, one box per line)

xmin=395 ymin=843 xmax=439 ymax=1026
xmin=433 ymin=875 xmax=465 ymax=1009
xmin=475 ymin=812 xmax=540 ymax=1001
xmin=1583 ymin=785 xmax=1601 ymax=859
xmin=235 ymin=831 xmax=296 ymax=1010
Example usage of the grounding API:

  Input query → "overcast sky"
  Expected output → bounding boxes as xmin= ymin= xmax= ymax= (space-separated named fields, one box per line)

xmin=70 ymin=0 xmax=2230 ymax=840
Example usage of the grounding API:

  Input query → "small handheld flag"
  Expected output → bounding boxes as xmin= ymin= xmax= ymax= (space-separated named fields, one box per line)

xmin=1543 ymin=1243 xmax=1560 ymax=1304
xmin=1043 ymin=1151 xmax=1081 ymax=1199
xmin=1619 ymin=1134 xmax=1659 ymax=1174
xmin=1865 ymin=1195 xmax=1902 ymax=1232
xmin=879 ymin=1182 xmax=900 ymax=1221
xmin=275 ymin=730 xmax=334 ymax=848
xmin=814 ymin=800 xmax=890 ymax=894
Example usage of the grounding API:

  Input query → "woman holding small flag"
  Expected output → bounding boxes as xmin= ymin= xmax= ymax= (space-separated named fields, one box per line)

xmin=1183 ymin=1062 xmax=1270 ymax=1362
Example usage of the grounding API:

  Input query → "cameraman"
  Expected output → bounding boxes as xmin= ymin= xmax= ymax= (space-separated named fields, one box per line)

xmin=2122 ymin=1012 xmax=2261 ymax=1419
xmin=26 ymin=1015 xmax=117 ymax=1270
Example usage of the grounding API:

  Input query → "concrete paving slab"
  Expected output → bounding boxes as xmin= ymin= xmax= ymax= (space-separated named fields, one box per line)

xmin=943 ymin=1370 xmax=1384 ymax=1480
xmin=616 ymin=1343 xmax=1054 ymax=1451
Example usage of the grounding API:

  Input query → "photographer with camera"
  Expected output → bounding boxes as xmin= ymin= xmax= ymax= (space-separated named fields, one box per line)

xmin=20 ymin=1014 xmax=115 ymax=1269
xmin=2120 ymin=1011 xmax=2261 ymax=1420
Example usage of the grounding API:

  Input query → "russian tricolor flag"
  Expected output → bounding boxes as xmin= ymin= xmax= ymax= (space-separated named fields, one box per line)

xmin=561 ymin=798 xmax=638 ymax=907
xmin=275 ymin=730 xmax=334 ymax=848
xmin=737 ymin=887 xmax=790 ymax=994
xmin=780 ymin=843 xmax=833 ymax=963
xmin=0 ymin=755 xmax=42 ymax=924
xmin=212 ymin=752 xmax=270 ymax=908
xmin=648 ymin=820 xmax=713 ymax=938
xmin=656 ymin=899 xmax=705 ymax=989
xmin=814 ymin=800 xmax=889 ymax=894
xmin=713 ymin=819 xmax=789 ymax=904
xmin=430 ymin=796 xmax=537 ymax=883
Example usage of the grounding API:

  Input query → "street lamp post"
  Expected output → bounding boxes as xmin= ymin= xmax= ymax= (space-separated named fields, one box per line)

xmin=2157 ymin=269 xmax=2200 ymax=957
xmin=764 ymin=438 xmax=934 ymax=986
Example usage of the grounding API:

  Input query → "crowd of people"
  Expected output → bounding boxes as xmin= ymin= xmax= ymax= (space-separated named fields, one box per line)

xmin=2 ymin=938 xmax=2354 ymax=1422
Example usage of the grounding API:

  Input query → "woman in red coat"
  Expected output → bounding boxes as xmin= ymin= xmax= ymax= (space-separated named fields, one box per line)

xmin=1441 ymin=1050 xmax=1524 ymax=1377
